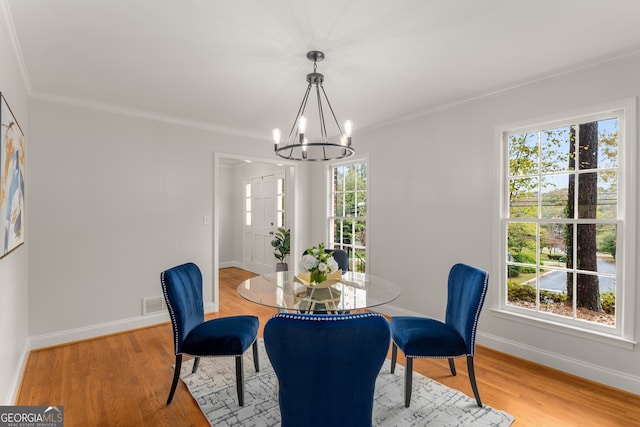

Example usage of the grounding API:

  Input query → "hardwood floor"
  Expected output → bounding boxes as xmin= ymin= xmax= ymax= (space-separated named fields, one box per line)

xmin=17 ymin=267 xmax=640 ymax=426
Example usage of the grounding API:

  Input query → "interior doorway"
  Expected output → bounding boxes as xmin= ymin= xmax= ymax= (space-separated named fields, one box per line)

xmin=213 ymin=153 xmax=296 ymax=311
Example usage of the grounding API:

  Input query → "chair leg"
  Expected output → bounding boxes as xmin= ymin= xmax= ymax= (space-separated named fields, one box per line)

xmin=166 ymin=354 xmax=182 ymax=405
xmin=467 ymin=355 xmax=482 ymax=407
xmin=390 ymin=342 xmax=398 ymax=374
xmin=252 ymin=340 xmax=260 ymax=372
xmin=191 ymin=357 xmax=200 ymax=373
xmin=448 ymin=357 xmax=456 ymax=376
xmin=404 ymin=356 xmax=413 ymax=408
xmin=235 ymin=355 xmax=245 ymax=406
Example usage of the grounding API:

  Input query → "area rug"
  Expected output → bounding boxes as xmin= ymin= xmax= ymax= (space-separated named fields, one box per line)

xmin=180 ymin=339 xmax=515 ymax=426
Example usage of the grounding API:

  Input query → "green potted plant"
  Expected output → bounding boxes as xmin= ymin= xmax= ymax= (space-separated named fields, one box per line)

xmin=271 ymin=227 xmax=291 ymax=271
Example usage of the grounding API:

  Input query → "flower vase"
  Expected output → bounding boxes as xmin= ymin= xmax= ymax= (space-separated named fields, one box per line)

xmin=310 ymin=270 xmax=327 ymax=284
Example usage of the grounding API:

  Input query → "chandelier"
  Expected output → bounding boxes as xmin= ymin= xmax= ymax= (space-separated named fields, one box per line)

xmin=273 ymin=51 xmax=354 ymax=161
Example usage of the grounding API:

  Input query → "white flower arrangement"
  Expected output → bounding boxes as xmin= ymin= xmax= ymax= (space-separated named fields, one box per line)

xmin=299 ymin=242 xmax=340 ymax=283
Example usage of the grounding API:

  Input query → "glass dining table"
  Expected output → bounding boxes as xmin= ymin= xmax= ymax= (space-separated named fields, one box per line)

xmin=237 ymin=270 xmax=400 ymax=313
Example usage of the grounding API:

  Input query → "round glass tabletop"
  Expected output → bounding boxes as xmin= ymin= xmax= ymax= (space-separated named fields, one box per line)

xmin=237 ymin=270 xmax=400 ymax=313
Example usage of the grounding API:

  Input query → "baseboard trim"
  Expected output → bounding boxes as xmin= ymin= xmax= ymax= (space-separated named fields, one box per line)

xmin=29 ymin=302 xmax=218 ymax=351
xmin=478 ymin=331 xmax=640 ymax=395
xmin=29 ymin=312 xmax=170 ymax=350
xmin=373 ymin=305 xmax=640 ymax=395
xmin=4 ymin=340 xmax=29 ymax=405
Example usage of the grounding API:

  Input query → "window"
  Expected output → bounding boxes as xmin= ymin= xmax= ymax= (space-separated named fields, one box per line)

xmin=500 ymin=100 xmax=635 ymax=340
xmin=329 ymin=161 xmax=367 ymax=273
xmin=244 ymin=182 xmax=251 ymax=226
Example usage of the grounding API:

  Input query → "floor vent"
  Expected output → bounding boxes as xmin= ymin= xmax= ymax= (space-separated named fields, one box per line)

xmin=143 ymin=296 xmax=166 ymax=315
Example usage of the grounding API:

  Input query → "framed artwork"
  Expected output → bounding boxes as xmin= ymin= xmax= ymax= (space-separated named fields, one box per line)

xmin=0 ymin=93 xmax=25 ymax=259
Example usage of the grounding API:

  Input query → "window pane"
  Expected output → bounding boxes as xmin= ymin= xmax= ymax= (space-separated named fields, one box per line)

xmin=509 ymin=177 xmax=538 ymax=218
xmin=538 ymin=268 xmax=571 ymax=317
xmin=575 ymin=224 xmax=599 ymax=273
xmin=507 ymin=222 xmax=537 ymax=263
xmin=356 ymin=191 xmax=367 ymax=216
xmin=245 ymin=212 xmax=251 ymax=226
xmin=332 ymin=219 xmax=343 ymax=244
xmin=575 ymin=273 xmax=615 ymax=325
xmin=541 ymin=126 xmax=572 ymax=173
xmin=541 ymin=174 xmax=570 ymax=218
xmin=353 ymin=219 xmax=366 ymax=246
xmin=277 ymin=178 xmax=284 ymax=195
xmin=577 ymin=172 xmax=598 ymax=219
xmin=245 ymin=183 xmax=251 ymax=197
xmin=540 ymin=223 xmax=567 ymax=265
xmin=596 ymin=223 xmax=617 ymax=265
xmin=277 ymin=195 xmax=284 ymax=211
xmin=597 ymin=171 xmax=617 ymax=219
xmin=245 ymin=198 xmax=251 ymax=211
xmin=597 ymin=118 xmax=618 ymax=169
xmin=509 ymin=132 xmax=538 ymax=176
xmin=506 ymin=265 xmax=536 ymax=308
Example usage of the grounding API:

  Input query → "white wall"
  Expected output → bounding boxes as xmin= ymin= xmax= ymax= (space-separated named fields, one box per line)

xmin=0 ymin=4 xmax=29 ymax=404
xmin=342 ymin=51 xmax=640 ymax=394
xmin=26 ymin=99 xmax=275 ymax=342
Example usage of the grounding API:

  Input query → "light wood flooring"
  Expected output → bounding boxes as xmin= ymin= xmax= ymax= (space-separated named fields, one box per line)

xmin=16 ymin=267 xmax=640 ymax=426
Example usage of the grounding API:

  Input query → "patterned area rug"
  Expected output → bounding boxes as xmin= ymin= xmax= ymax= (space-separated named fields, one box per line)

xmin=180 ymin=339 xmax=514 ymax=426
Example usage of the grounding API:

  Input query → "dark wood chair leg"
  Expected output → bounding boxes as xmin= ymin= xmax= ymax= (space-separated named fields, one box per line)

xmin=166 ymin=354 xmax=182 ymax=405
xmin=448 ymin=357 xmax=457 ymax=376
xmin=252 ymin=340 xmax=260 ymax=372
xmin=390 ymin=342 xmax=398 ymax=373
xmin=191 ymin=357 xmax=200 ymax=373
xmin=467 ymin=355 xmax=482 ymax=407
xmin=404 ymin=356 xmax=413 ymax=408
xmin=235 ymin=355 xmax=244 ymax=406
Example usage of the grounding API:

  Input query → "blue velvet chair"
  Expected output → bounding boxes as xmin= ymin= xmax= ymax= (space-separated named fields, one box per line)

xmin=161 ymin=262 xmax=259 ymax=406
xmin=264 ymin=312 xmax=390 ymax=427
xmin=390 ymin=263 xmax=489 ymax=407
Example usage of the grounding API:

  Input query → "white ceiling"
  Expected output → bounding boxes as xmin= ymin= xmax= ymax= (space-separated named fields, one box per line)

xmin=5 ymin=0 xmax=640 ymax=141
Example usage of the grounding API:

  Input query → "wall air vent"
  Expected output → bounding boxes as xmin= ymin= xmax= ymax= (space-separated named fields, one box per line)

xmin=142 ymin=296 xmax=167 ymax=315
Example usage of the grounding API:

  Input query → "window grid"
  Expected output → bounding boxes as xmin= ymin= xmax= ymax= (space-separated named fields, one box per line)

xmin=502 ymin=109 xmax=625 ymax=336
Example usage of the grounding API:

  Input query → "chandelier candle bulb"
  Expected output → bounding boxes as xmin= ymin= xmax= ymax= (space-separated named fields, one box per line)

xmin=272 ymin=128 xmax=281 ymax=149
xmin=298 ymin=116 xmax=307 ymax=142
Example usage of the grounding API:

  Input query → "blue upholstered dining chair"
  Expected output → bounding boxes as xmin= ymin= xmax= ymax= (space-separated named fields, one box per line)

xmin=160 ymin=262 xmax=259 ymax=406
xmin=264 ymin=312 xmax=390 ymax=427
xmin=390 ymin=263 xmax=489 ymax=407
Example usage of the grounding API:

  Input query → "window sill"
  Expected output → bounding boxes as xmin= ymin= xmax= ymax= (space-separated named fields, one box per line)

xmin=490 ymin=308 xmax=637 ymax=350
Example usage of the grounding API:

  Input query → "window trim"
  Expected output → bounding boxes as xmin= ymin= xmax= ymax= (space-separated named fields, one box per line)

xmin=493 ymin=98 xmax=637 ymax=347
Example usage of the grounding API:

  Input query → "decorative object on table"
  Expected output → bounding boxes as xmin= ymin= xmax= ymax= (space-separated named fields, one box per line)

xmin=160 ymin=262 xmax=260 ymax=406
xmin=390 ymin=263 xmax=489 ymax=408
xmin=272 ymin=50 xmax=354 ymax=162
xmin=0 ymin=93 xmax=25 ymax=259
xmin=264 ymin=313 xmax=390 ymax=427
xmin=270 ymin=227 xmax=290 ymax=272
xmin=298 ymin=242 xmax=340 ymax=284
xmin=181 ymin=339 xmax=515 ymax=427
xmin=296 ymin=243 xmax=343 ymax=312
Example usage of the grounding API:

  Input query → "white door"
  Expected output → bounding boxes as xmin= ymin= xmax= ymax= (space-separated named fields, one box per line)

xmin=244 ymin=174 xmax=280 ymax=274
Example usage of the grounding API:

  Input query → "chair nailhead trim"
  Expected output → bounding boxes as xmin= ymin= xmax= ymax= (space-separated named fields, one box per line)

xmin=270 ymin=312 xmax=385 ymax=321
xmin=160 ymin=271 xmax=181 ymax=355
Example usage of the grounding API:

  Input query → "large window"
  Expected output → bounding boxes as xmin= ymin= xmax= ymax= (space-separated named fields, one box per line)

xmin=500 ymin=101 xmax=635 ymax=340
xmin=329 ymin=161 xmax=367 ymax=273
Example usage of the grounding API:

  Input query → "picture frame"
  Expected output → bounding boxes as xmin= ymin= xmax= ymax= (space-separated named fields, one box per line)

xmin=0 ymin=92 xmax=25 ymax=259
